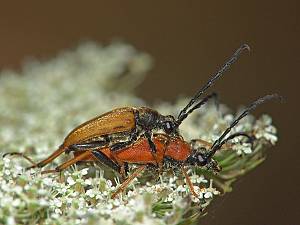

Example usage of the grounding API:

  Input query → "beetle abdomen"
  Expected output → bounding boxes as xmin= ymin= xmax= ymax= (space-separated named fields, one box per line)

xmin=63 ymin=107 xmax=136 ymax=147
xmin=113 ymin=135 xmax=167 ymax=164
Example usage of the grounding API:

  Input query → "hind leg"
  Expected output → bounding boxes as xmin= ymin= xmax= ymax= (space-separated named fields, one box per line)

xmin=41 ymin=150 xmax=95 ymax=174
xmin=111 ymin=165 xmax=146 ymax=199
xmin=4 ymin=145 xmax=68 ymax=170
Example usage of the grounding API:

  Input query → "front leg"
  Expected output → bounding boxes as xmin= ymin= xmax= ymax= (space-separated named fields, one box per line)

xmin=111 ymin=131 xmax=157 ymax=154
xmin=145 ymin=131 xmax=156 ymax=153
xmin=110 ymin=131 xmax=138 ymax=151
xmin=144 ymin=131 xmax=160 ymax=166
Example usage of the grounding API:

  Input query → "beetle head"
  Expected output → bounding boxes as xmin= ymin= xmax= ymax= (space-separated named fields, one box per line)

xmin=186 ymin=148 xmax=221 ymax=172
xmin=158 ymin=115 xmax=179 ymax=136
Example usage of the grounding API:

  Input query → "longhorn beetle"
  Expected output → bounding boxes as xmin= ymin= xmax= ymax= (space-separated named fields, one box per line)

xmin=6 ymin=94 xmax=281 ymax=198
xmin=4 ymin=44 xmax=250 ymax=171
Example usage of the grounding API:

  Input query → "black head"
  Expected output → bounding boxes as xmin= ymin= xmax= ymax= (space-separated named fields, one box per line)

xmin=187 ymin=149 xmax=221 ymax=172
xmin=158 ymin=115 xmax=179 ymax=136
xmin=186 ymin=148 xmax=208 ymax=167
xmin=175 ymin=44 xmax=250 ymax=126
xmin=186 ymin=94 xmax=281 ymax=172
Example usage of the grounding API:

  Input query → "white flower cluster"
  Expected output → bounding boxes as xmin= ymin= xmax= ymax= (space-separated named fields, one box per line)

xmin=0 ymin=42 xmax=278 ymax=224
xmin=0 ymin=157 xmax=218 ymax=224
xmin=0 ymin=41 xmax=152 ymax=160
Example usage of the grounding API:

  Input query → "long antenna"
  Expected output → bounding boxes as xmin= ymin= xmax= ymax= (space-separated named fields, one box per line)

xmin=176 ymin=44 xmax=250 ymax=125
xmin=176 ymin=92 xmax=217 ymax=124
xmin=206 ymin=94 xmax=282 ymax=160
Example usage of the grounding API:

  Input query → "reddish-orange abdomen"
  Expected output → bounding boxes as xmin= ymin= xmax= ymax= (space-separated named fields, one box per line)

xmin=112 ymin=135 xmax=168 ymax=164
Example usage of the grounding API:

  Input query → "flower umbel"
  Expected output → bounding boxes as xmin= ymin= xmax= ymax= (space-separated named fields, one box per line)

xmin=0 ymin=42 xmax=278 ymax=224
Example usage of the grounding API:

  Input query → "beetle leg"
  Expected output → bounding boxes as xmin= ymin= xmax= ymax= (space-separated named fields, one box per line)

xmin=118 ymin=163 xmax=127 ymax=180
xmin=120 ymin=164 xmax=125 ymax=179
xmin=3 ymin=152 xmax=38 ymax=167
xmin=27 ymin=140 xmax=109 ymax=170
xmin=111 ymin=165 xmax=147 ymax=199
xmin=41 ymin=149 xmax=121 ymax=175
xmin=157 ymin=162 xmax=164 ymax=175
xmin=41 ymin=150 xmax=94 ymax=174
xmin=124 ymin=163 xmax=129 ymax=178
xmin=190 ymin=139 xmax=213 ymax=148
xmin=181 ymin=166 xmax=198 ymax=198
xmin=144 ymin=132 xmax=156 ymax=153
xmin=26 ymin=145 xmax=67 ymax=170
xmin=66 ymin=140 xmax=108 ymax=154
xmin=144 ymin=132 xmax=160 ymax=166
xmin=110 ymin=140 xmax=134 ymax=151
xmin=91 ymin=150 xmax=121 ymax=173
xmin=110 ymin=132 xmax=138 ymax=151
xmin=108 ymin=150 xmax=129 ymax=180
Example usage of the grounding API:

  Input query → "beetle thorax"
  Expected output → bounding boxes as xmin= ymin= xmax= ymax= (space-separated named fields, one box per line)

xmin=136 ymin=107 xmax=160 ymax=129
xmin=164 ymin=138 xmax=191 ymax=162
xmin=136 ymin=108 xmax=179 ymax=135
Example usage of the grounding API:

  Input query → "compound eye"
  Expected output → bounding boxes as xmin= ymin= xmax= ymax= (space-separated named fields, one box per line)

xmin=166 ymin=122 xmax=171 ymax=129
xmin=197 ymin=154 xmax=206 ymax=165
xmin=164 ymin=121 xmax=173 ymax=133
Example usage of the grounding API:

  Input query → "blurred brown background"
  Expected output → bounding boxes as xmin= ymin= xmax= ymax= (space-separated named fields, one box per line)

xmin=0 ymin=1 xmax=298 ymax=224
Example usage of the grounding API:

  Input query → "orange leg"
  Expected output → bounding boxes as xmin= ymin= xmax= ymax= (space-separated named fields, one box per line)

xmin=41 ymin=150 xmax=94 ymax=174
xmin=111 ymin=165 xmax=146 ymax=199
xmin=181 ymin=167 xmax=198 ymax=198
xmin=3 ymin=146 xmax=68 ymax=170
xmin=3 ymin=152 xmax=37 ymax=167
xmin=27 ymin=146 xmax=67 ymax=170
xmin=118 ymin=162 xmax=127 ymax=180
